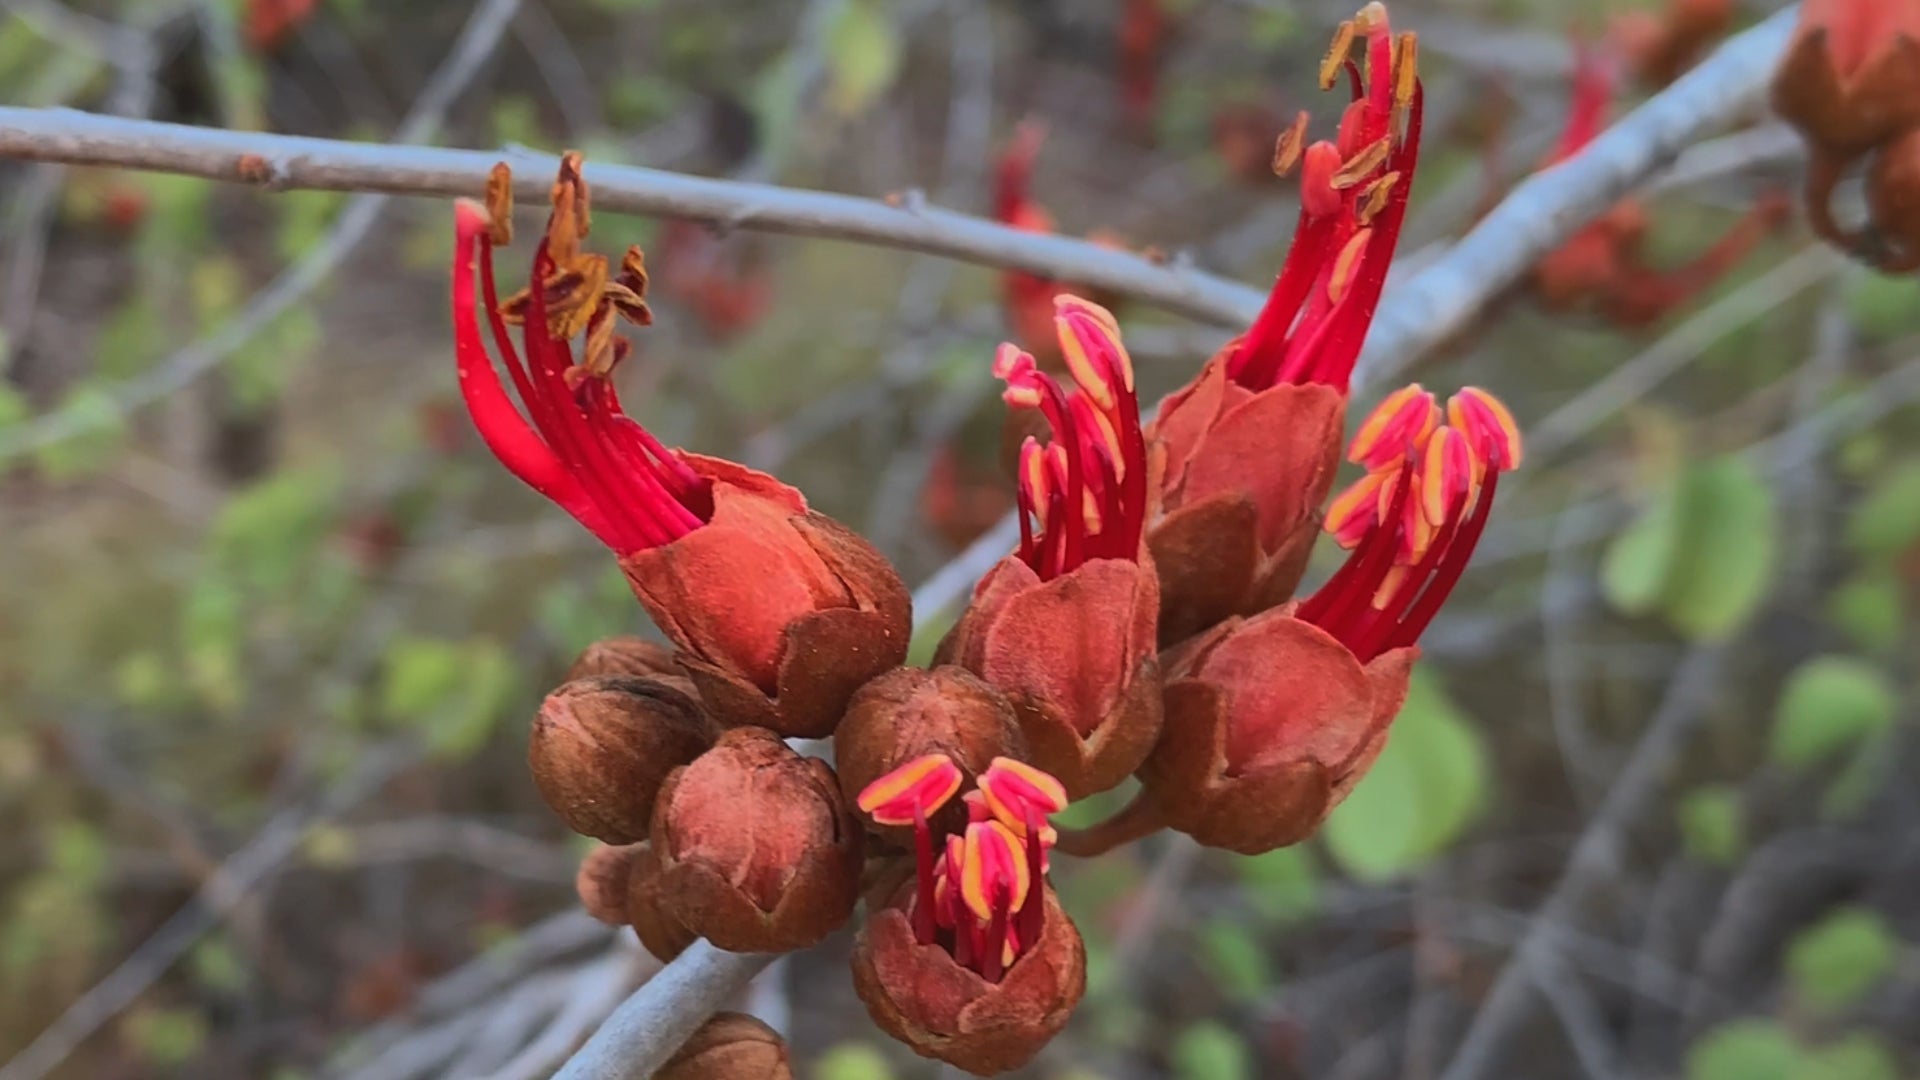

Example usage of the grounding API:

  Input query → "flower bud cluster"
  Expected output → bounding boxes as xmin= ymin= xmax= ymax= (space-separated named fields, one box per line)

xmin=450 ymin=6 xmax=1526 ymax=1071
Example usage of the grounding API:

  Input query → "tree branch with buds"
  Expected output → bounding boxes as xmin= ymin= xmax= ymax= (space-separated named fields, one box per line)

xmin=0 ymin=4 xmax=1806 ymax=1078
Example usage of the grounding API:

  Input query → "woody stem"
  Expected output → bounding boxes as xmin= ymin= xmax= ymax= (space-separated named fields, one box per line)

xmin=1052 ymin=791 xmax=1167 ymax=858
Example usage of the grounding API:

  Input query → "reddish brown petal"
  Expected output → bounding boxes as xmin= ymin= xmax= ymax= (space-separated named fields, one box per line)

xmin=624 ymin=484 xmax=852 ymax=697
xmin=1148 ymin=493 xmax=1261 ymax=648
xmin=1200 ymin=610 xmax=1375 ymax=776
xmin=975 ymin=559 xmax=1156 ymax=739
xmin=1148 ymin=350 xmax=1235 ymax=489
xmin=652 ymin=730 xmax=862 ymax=952
xmin=1169 ymin=381 xmax=1345 ymax=551
xmin=851 ymin=882 xmax=1085 ymax=1075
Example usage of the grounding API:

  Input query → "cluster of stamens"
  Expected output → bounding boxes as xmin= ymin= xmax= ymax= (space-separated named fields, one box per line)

xmin=453 ymin=154 xmax=712 ymax=555
xmin=1230 ymin=1 xmax=1422 ymax=392
xmin=996 ymin=296 xmax=1149 ymax=580
xmin=857 ymin=756 xmax=1067 ymax=983
xmin=1301 ymin=386 xmax=1523 ymax=661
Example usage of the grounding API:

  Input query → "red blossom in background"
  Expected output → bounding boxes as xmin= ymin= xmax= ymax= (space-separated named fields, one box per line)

xmin=1117 ymin=0 xmax=1169 ymax=135
xmin=247 ymin=0 xmax=320 ymax=52
xmin=1608 ymin=0 xmax=1735 ymax=89
xmin=1531 ymin=44 xmax=1787 ymax=327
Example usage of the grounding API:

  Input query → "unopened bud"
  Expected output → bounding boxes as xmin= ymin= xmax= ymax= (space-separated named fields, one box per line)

xmin=564 ymin=635 xmax=684 ymax=682
xmin=627 ymin=843 xmax=697 ymax=961
xmin=837 ymin=666 xmax=1026 ymax=844
xmin=529 ymin=676 xmax=719 ymax=844
xmin=657 ymin=1013 xmax=793 ymax=1080
xmin=653 ymin=728 xmax=864 ymax=953
xmin=575 ymin=843 xmax=643 ymax=925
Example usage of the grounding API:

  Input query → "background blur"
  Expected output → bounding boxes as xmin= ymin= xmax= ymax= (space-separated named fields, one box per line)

xmin=4 ymin=0 xmax=1919 ymax=1077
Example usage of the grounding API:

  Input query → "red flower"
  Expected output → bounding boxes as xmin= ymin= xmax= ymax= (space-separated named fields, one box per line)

xmin=1117 ymin=0 xmax=1169 ymax=135
xmin=1140 ymin=388 xmax=1521 ymax=853
xmin=1148 ymin=2 xmax=1421 ymax=644
xmin=851 ymin=757 xmax=1083 ymax=1075
xmin=1774 ymin=0 xmax=1920 ymax=270
xmin=1533 ymin=45 xmax=1787 ymax=326
xmin=451 ymin=157 xmax=910 ymax=737
xmin=936 ymin=298 xmax=1161 ymax=798
xmin=1608 ymin=0 xmax=1735 ymax=89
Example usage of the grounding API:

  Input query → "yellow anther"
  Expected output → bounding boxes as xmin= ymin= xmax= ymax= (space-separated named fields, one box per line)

xmin=1332 ymin=136 xmax=1393 ymax=189
xmin=1320 ymin=19 xmax=1357 ymax=90
xmin=1328 ymin=228 xmax=1373 ymax=305
xmin=1272 ymin=112 xmax=1311 ymax=177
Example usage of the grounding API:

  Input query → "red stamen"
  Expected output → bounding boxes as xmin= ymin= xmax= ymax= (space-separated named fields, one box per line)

xmin=912 ymin=802 xmax=937 ymax=946
xmin=1387 ymin=467 xmax=1499 ymax=650
xmin=1298 ymin=459 xmax=1413 ymax=637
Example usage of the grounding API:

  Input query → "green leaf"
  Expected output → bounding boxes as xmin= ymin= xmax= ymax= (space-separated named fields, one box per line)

xmin=1324 ymin=670 xmax=1488 ymax=881
xmin=1171 ymin=1021 xmax=1253 ymax=1080
xmin=274 ymin=190 xmax=347 ymax=264
xmin=1661 ymin=457 xmax=1777 ymax=640
xmin=227 ymin=306 xmax=319 ymax=412
xmin=210 ymin=465 xmax=341 ymax=596
xmin=48 ymin=821 xmax=109 ymax=887
xmin=189 ymin=937 xmax=248 ymax=993
xmin=1846 ymin=459 xmax=1920 ymax=557
xmin=94 ymin=295 xmax=166 ymax=381
xmin=0 ymin=380 xmax=26 ymax=431
xmin=1769 ymin=656 xmax=1897 ymax=768
xmin=1601 ymin=487 xmax=1680 ymax=616
xmin=1196 ymin=920 xmax=1271 ymax=1004
xmin=1237 ymin=845 xmax=1321 ymax=923
xmin=181 ymin=573 xmax=246 ymax=713
xmin=121 ymin=1006 xmax=207 ymax=1067
xmin=1826 ymin=569 xmax=1904 ymax=652
xmin=813 ymin=1041 xmax=895 ymax=1080
xmin=825 ymin=0 xmax=902 ymax=117
xmin=1819 ymin=735 xmax=1890 ymax=821
xmin=380 ymin=637 xmax=521 ymax=759
xmin=1786 ymin=906 xmax=1897 ymax=1012
xmin=1677 ymin=785 xmax=1744 ymax=867
xmin=1798 ymin=1033 xmax=1900 ymax=1080
xmin=1846 ymin=272 xmax=1920 ymax=341
xmin=32 ymin=383 xmax=126 ymax=480
xmin=490 ymin=96 xmax=545 ymax=149
xmin=1686 ymin=1019 xmax=1799 ymax=1080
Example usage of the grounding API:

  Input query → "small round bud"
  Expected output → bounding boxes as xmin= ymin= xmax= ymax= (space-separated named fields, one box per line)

xmin=565 ymin=635 xmax=684 ymax=682
xmin=836 ymin=666 xmax=1025 ymax=844
xmin=575 ymin=843 xmax=642 ymax=925
xmin=627 ymin=843 xmax=696 ymax=961
xmin=656 ymin=1012 xmax=793 ymax=1080
xmin=529 ymin=676 xmax=719 ymax=844
xmin=653 ymin=728 xmax=864 ymax=953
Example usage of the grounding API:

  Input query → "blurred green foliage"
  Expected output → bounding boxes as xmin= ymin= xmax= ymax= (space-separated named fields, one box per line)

xmin=1324 ymin=670 xmax=1487 ymax=882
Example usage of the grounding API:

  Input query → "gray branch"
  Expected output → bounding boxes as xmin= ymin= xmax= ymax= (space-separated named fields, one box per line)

xmin=1354 ymin=5 xmax=1799 ymax=391
xmin=0 ymin=107 xmax=1267 ymax=327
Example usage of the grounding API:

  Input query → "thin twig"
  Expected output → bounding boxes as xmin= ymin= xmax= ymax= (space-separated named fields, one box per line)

xmin=1435 ymin=647 xmax=1731 ymax=1080
xmin=0 ymin=745 xmax=417 ymax=1080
